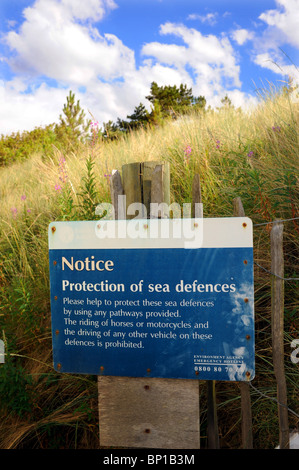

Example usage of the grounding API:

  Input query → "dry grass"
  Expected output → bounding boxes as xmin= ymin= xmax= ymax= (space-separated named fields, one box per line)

xmin=0 ymin=87 xmax=298 ymax=449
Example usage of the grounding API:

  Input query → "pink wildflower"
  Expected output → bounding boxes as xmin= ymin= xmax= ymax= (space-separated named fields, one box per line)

xmin=91 ymin=120 xmax=99 ymax=130
xmin=184 ymin=145 xmax=192 ymax=164
xmin=21 ymin=194 xmax=26 ymax=201
xmin=55 ymin=184 xmax=62 ymax=192
xmin=58 ymin=157 xmax=68 ymax=183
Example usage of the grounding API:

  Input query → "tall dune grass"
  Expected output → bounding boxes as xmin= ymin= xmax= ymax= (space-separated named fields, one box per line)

xmin=0 ymin=87 xmax=298 ymax=448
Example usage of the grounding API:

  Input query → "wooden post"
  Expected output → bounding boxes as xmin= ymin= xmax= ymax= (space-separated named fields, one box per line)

xmin=110 ymin=169 xmax=125 ymax=220
xmin=233 ymin=197 xmax=245 ymax=218
xmin=207 ymin=381 xmax=220 ymax=449
xmin=271 ymin=221 xmax=289 ymax=449
xmin=150 ymin=164 xmax=167 ymax=218
xmin=192 ymin=173 xmax=219 ymax=449
xmin=122 ymin=161 xmax=170 ymax=219
xmin=191 ymin=174 xmax=203 ymax=218
xmin=233 ymin=197 xmax=253 ymax=449
xmin=97 ymin=162 xmax=200 ymax=449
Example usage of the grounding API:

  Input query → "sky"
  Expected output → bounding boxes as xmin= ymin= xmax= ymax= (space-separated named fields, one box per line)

xmin=0 ymin=0 xmax=299 ymax=135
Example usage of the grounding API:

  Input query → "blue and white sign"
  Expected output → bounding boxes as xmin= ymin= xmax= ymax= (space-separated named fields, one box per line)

xmin=49 ymin=218 xmax=255 ymax=381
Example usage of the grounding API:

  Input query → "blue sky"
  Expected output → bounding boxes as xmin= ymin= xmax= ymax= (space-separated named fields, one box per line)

xmin=0 ymin=0 xmax=298 ymax=135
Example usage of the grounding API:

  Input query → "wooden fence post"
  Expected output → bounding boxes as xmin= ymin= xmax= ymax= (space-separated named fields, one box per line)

xmin=191 ymin=174 xmax=203 ymax=218
xmin=207 ymin=381 xmax=220 ymax=449
xmin=110 ymin=169 xmax=125 ymax=220
xmin=97 ymin=161 xmax=200 ymax=449
xmin=192 ymin=173 xmax=219 ymax=449
xmin=233 ymin=197 xmax=253 ymax=449
xmin=122 ymin=161 xmax=170 ymax=219
xmin=271 ymin=221 xmax=289 ymax=449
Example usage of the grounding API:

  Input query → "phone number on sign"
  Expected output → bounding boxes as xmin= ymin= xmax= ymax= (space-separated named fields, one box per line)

xmin=194 ymin=365 xmax=242 ymax=373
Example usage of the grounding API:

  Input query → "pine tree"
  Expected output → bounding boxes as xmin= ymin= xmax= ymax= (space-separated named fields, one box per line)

xmin=56 ymin=90 xmax=90 ymax=144
xmin=102 ymin=120 xmax=123 ymax=140
xmin=147 ymin=100 xmax=164 ymax=126
xmin=220 ymin=94 xmax=233 ymax=108
xmin=193 ymin=95 xmax=207 ymax=111
xmin=126 ymin=103 xmax=149 ymax=129
xmin=82 ymin=82 xmax=207 ymax=141
xmin=146 ymin=82 xmax=195 ymax=119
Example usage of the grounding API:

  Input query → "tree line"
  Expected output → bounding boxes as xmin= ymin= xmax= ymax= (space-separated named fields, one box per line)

xmin=101 ymin=82 xmax=207 ymax=139
xmin=0 ymin=82 xmax=232 ymax=165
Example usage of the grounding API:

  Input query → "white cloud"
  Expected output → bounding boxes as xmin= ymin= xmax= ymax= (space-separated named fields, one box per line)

xmin=142 ymin=42 xmax=188 ymax=69
xmin=254 ymin=52 xmax=283 ymax=73
xmin=249 ymin=1 xmax=299 ymax=83
xmin=0 ymin=79 xmax=68 ymax=135
xmin=187 ymin=12 xmax=218 ymax=26
xmin=0 ymin=1 xmax=258 ymax=135
xmin=5 ymin=0 xmax=133 ymax=84
xmin=259 ymin=0 xmax=299 ymax=48
xmin=61 ymin=0 xmax=118 ymax=22
xmin=221 ymin=89 xmax=258 ymax=110
xmin=0 ymin=0 xmax=139 ymax=134
xmin=231 ymin=29 xmax=254 ymax=46
xmin=254 ymin=52 xmax=299 ymax=83
xmin=142 ymin=22 xmax=242 ymax=98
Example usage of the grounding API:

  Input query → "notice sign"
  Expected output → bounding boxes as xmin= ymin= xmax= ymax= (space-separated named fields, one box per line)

xmin=48 ymin=218 xmax=255 ymax=381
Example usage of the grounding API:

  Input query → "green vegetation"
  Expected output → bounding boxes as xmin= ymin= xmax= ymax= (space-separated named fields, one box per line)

xmin=0 ymin=90 xmax=91 ymax=166
xmin=55 ymin=90 xmax=91 ymax=146
xmin=102 ymin=81 xmax=207 ymax=138
xmin=0 ymin=83 xmax=206 ymax=164
xmin=0 ymin=124 xmax=59 ymax=166
xmin=0 ymin=84 xmax=298 ymax=449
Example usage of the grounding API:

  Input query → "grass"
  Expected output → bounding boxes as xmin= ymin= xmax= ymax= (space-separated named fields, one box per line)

xmin=0 ymin=86 xmax=298 ymax=449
